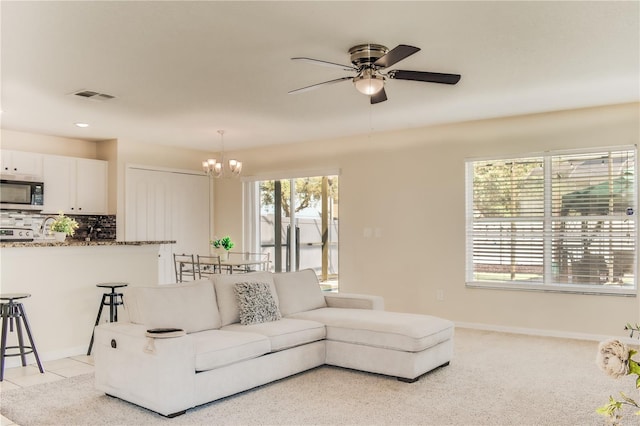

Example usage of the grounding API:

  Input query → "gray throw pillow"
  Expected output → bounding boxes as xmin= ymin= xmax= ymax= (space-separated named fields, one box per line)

xmin=234 ymin=281 xmax=282 ymax=325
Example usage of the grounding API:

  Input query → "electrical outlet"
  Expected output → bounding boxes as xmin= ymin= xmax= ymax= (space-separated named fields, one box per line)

xmin=436 ymin=289 xmax=444 ymax=301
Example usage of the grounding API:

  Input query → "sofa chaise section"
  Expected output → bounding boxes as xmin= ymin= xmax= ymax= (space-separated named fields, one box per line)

xmin=274 ymin=269 xmax=454 ymax=382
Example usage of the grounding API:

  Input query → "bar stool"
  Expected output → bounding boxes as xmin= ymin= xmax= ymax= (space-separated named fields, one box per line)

xmin=0 ymin=293 xmax=45 ymax=381
xmin=87 ymin=282 xmax=128 ymax=355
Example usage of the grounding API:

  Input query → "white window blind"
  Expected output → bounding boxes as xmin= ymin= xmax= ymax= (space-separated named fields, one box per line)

xmin=466 ymin=147 xmax=637 ymax=294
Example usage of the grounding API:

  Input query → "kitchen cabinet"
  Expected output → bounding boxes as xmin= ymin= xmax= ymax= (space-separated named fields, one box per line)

xmin=42 ymin=156 xmax=107 ymax=214
xmin=0 ymin=150 xmax=43 ymax=176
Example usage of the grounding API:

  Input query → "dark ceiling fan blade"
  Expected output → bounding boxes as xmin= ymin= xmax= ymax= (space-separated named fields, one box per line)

xmin=288 ymin=76 xmax=353 ymax=94
xmin=370 ymin=88 xmax=387 ymax=104
xmin=389 ymin=70 xmax=461 ymax=85
xmin=291 ymin=57 xmax=356 ymax=72
xmin=374 ymin=45 xmax=420 ymax=69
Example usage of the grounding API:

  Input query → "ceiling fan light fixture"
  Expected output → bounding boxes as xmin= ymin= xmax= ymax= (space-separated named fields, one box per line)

xmin=290 ymin=43 xmax=460 ymax=103
xmin=353 ymin=69 xmax=385 ymax=95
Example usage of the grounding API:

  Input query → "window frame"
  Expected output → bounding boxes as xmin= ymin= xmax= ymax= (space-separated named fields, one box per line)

xmin=465 ymin=146 xmax=637 ymax=296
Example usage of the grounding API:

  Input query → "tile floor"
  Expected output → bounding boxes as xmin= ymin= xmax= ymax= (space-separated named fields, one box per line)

xmin=0 ymin=356 xmax=94 ymax=426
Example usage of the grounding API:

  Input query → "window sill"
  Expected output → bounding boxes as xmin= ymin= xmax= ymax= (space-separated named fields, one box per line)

xmin=466 ymin=281 xmax=636 ymax=297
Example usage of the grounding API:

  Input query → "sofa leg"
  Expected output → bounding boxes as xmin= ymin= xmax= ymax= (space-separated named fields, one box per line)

xmin=397 ymin=376 xmax=419 ymax=383
xmin=165 ymin=410 xmax=186 ymax=418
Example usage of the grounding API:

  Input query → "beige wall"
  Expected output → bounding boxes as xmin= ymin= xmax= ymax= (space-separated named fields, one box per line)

xmin=2 ymin=103 xmax=639 ymax=339
xmin=0 ymin=129 xmax=100 ymax=158
xmin=96 ymin=139 xmax=118 ymax=215
xmin=216 ymin=102 xmax=640 ymax=338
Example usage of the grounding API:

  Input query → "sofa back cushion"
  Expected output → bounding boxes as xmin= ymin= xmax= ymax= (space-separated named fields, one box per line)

xmin=212 ymin=272 xmax=279 ymax=326
xmin=126 ymin=279 xmax=221 ymax=333
xmin=273 ymin=269 xmax=327 ymax=316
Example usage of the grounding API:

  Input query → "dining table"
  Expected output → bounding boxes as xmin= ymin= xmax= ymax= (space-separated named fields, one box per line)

xmin=200 ymin=258 xmax=269 ymax=274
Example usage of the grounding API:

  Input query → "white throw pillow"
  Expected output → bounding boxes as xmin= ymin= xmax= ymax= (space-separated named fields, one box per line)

xmin=213 ymin=272 xmax=278 ymax=326
xmin=273 ymin=269 xmax=327 ymax=316
xmin=126 ymin=280 xmax=220 ymax=333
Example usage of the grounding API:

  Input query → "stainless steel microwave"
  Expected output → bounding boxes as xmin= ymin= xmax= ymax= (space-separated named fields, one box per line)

xmin=0 ymin=176 xmax=44 ymax=210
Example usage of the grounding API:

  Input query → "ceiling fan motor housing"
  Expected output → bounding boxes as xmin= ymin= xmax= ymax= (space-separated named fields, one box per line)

xmin=349 ymin=44 xmax=389 ymax=67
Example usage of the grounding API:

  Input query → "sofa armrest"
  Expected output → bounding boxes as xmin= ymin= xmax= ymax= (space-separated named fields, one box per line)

xmin=94 ymin=322 xmax=196 ymax=416
xmin=324 ymin=293 xmax=385 ymax=310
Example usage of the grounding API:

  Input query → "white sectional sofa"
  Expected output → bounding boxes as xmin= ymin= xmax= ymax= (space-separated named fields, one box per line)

xmin=94 ymin=269 xmax=454 ymax=417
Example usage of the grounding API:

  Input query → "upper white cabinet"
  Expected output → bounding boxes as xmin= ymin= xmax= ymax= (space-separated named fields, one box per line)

xmin=0 ymin=150 xmax=43 ymax=176
xmin=42 ymin=156 xmax=108 ymax=214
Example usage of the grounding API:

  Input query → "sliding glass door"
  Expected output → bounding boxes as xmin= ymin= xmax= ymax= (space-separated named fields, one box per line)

xmin=257 ymin=175 xmax=339 ymax=289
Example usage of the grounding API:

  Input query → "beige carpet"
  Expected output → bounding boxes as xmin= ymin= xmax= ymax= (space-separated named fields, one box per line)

xmin=0 ymin=328 xmax=636 ymax=425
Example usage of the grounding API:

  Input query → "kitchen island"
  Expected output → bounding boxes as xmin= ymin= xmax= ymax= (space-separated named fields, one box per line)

xmin=0 ymin=239 xmax=175 ymax=248
xmin=0 ymin=240 xmax=175 ymax=366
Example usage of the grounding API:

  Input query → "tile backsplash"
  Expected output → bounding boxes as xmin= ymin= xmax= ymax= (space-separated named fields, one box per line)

xmin=67 ymin=214 xmax=116 ymax=240
xmin=0 ymin=211 xmax=116 ymax=240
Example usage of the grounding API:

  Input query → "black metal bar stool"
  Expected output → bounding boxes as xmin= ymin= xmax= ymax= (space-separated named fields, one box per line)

xmin=1 ymin=293 xmax=45 ymax=381
xmin=87 ymin=283 xmax=128 ymax=355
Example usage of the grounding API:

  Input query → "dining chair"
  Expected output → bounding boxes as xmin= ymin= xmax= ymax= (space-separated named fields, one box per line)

xmin=173 ymin=253 xmax=196 ymax=282
xmin=197 ymin=255 xmax=222 ymax=279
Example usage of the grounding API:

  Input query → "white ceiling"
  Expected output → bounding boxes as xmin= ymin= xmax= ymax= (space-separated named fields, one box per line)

xmin=1 ymin=1 xmax=638 ymax=152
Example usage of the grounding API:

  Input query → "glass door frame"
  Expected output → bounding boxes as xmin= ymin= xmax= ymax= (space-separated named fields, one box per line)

xmin=242 ymin=169 xmax=339 ymax=282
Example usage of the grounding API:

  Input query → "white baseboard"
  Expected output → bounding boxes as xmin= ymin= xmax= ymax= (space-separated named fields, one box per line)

xmin=2 ymin=344 xmax=88 ymax=369
xmin=455 ymin=321 xmax=639 ymax=345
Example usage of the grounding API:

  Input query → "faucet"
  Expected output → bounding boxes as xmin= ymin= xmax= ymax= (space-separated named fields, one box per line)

xmin=41 ymin=216 xmax=56 ymax=237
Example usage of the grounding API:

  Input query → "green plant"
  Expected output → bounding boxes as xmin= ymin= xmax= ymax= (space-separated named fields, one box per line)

xmin=50 ymin=212 xmax=79 ymax=236
xmin=211 ymin=236 xmax=234 ymax=251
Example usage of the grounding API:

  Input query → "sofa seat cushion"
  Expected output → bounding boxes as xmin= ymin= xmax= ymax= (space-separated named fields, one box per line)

xmin=191 ymin=330 xmax=270 ymax=372
xmin=222 ymin=318 xmax=326 ymax=352
xmin=289 ymin=308 xmax=453 ymax=353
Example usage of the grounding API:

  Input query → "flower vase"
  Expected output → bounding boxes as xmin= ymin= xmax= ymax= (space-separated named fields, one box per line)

xmin=216 ymin=249 xmax=229 ymax=261
xmin=53 ymin=232 xmax=66 ymax=242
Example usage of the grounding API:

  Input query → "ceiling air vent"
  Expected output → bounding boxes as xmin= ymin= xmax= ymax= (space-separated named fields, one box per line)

xmin=71 ymin=90 xmax=116 ymax=101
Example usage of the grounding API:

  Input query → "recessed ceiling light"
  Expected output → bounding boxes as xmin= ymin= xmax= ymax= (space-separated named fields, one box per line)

xmin=75 ymin=122 xmax=89 ymax=128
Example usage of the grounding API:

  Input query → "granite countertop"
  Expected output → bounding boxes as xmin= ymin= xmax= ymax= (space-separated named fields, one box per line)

xmin=0 ymin=240 xmax=176 ymax=248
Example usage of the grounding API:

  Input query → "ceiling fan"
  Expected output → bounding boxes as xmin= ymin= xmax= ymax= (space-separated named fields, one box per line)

xmin=288 ymin=43 xmax=461 ymax=104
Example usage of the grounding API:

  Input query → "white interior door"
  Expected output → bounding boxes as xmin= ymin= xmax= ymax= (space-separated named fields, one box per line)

xmin=125 ymin=167 xmax=210 ymax=283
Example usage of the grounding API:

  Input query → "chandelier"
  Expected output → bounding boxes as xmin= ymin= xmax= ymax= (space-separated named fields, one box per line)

xmin=202 ymin=130 xmax=242 ymax=178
